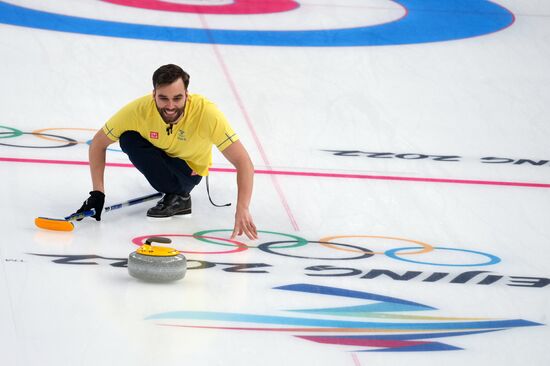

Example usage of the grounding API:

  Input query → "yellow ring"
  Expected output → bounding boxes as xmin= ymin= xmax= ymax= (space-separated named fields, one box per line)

xmin=32 ymin=127 xmax=98 ymax=144
xmin=318 ymin=235 xmax=433 ymax=255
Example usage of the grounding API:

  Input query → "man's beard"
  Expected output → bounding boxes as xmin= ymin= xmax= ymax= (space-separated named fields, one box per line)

xmin=157 ymin=105 xmax=184 ymax=123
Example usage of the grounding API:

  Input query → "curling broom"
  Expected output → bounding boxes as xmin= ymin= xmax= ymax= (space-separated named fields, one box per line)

xmin=35 ymin=192 xmax=163 ymax=232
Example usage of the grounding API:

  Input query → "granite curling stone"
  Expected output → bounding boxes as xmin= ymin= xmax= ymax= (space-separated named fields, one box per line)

xmin=128 ymin=237 xmax=186 ymax=282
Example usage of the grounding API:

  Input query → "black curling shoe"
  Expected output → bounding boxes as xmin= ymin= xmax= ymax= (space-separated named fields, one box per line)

xmin=146 ymin=193 xmax=191 ymax=218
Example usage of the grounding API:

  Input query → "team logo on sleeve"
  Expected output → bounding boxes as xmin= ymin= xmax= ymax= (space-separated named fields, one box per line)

xmin=150 ymin=131 xmax=159 ymax=139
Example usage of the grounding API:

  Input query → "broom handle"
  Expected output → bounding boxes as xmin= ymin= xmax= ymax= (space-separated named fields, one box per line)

xmin=64 ymin=192 xmax=162 ymax=221
xmin=104 ymin=192 xmax=162 ymax=211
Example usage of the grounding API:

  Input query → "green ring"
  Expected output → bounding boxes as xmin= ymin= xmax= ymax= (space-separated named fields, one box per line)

xmin=0 ymin=125 xmax=23 ymax=139
xmin=192 ymin=229 xmax=309 ymax=249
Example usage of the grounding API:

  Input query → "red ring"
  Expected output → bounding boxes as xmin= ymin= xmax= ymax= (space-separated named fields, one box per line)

xmin=101 ymin=0 xmax=299 ymax=15
xmin=132 ymin=234 xmax=248 ymax=254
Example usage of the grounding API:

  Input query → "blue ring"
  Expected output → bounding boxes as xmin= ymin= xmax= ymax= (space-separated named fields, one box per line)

xmin=384 ymin=246 xmax=501 ymax=267
xmin=0 ymin=1 xmax=514 ymax=47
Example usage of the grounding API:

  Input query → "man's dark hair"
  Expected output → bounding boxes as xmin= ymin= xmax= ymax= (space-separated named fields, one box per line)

xmin=152 ymin=64 xmax=190 ymax=89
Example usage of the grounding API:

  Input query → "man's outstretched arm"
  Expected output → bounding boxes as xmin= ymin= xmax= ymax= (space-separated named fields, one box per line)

xmin=221 ymin=140 xmax=258 ymax=240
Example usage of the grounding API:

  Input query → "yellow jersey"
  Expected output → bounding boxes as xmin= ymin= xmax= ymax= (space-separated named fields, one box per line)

xmin=102 ymin=94 xmax=239 ymax=176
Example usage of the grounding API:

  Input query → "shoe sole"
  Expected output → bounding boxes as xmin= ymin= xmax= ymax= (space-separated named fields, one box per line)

xmin=146 ymin=216 xmax=173 ymax=222
xmin=146 ymin=211 xmax=192 ymax=220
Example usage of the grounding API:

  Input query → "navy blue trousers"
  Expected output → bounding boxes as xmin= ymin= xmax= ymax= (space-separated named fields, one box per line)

xmin=119 ymin=131 xmax=202 ymax=195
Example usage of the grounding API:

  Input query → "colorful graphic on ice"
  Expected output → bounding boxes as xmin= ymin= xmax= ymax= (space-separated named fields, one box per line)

xmin=0 ymin=0 xmax=514 ymax=46
xmin=101 ymin=0 xmax=300 ymax=14
xmin=148 ymin=283 xmax=541 ymax=352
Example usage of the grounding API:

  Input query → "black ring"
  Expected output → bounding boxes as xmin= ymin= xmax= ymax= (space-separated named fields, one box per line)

xmin=257 ymin=241 xmax=374 ymax=260
xmin=0 ymin=131 xmax=78 ymax=148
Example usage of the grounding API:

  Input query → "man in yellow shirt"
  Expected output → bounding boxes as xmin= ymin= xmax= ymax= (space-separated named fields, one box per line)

xmin=74 ymin=64 xmax=257 ymax=240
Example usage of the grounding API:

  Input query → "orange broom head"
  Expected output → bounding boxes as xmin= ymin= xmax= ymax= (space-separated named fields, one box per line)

xmin=35 ymin=217 xmax=75 ymax=232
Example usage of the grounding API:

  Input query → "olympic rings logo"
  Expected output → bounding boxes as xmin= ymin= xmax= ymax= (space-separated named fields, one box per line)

xmin=132 ymin=230 xmax=501 ymax=267
xmin=0 ymin=125 xmax=122 ymax=152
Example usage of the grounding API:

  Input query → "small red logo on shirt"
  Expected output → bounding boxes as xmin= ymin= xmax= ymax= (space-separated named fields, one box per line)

xmin=150 ymin=131 xmax=159 ymax=139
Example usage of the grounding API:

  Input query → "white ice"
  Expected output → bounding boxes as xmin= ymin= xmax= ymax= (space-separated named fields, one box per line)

xmin=1 ymin=1 xmax=549 ymax=365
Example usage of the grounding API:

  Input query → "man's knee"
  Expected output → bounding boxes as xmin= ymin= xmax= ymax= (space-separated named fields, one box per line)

xmin=119 ymin=131 xmax=144 ymax=153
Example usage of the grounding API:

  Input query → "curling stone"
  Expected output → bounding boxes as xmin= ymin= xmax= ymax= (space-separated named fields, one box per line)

xmin=128 ymin=237 xmax=186 ymax=282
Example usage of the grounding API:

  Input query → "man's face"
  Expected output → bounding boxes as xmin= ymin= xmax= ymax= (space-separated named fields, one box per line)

xmin=153 ymin=78 xmax=188 ymax=123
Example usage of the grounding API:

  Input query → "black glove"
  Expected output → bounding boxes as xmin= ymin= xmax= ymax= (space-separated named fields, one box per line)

xmin=76 ymin=191 xmax=105 ymax=221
